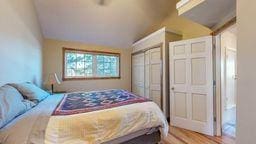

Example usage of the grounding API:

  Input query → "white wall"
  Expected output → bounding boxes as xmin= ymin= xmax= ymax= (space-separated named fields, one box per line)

xmin=0 ymin=0 xmax=43 ymax=86
xmin=236 ymin=0 xmax=256 ymax=143
xmin=221 ymin=30 xmax=237 ymax=51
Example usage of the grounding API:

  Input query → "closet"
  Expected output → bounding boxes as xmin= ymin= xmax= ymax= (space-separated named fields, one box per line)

xmin=132 ymin=27 xmax=182 ymax=117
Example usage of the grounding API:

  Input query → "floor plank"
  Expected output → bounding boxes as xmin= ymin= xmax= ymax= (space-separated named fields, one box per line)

xmin=162 ymin=126 xmax=236 ymax=144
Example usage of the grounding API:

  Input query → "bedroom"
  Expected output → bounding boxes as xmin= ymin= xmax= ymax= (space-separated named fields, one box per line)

xmin=0 ymin=0 xmax=254 ymax=144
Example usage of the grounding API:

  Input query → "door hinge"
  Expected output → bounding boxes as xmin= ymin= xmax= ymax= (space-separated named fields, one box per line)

xmin=214 ymin=116 xmax=217 ymax=122
xmin=213 ymin=80 xmax=216 ymax=86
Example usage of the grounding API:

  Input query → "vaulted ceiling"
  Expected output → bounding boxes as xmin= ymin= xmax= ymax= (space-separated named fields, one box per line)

xmin=34 ymin=0 xmax=176 ymax=48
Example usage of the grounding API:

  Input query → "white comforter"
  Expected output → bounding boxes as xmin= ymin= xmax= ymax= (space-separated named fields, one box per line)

xmin=0 ymin=94 xmax=168 ymax=144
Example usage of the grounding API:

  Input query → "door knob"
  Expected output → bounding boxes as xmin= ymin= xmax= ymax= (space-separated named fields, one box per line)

xmin=233 ymin=75 xmax=238 ymax=80
xmin=171 ymin=87 xmax=175 ymax=91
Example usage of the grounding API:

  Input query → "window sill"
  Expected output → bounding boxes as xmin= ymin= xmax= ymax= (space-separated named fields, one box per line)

xmin=62 ymin=77 xmax=121 ymax=81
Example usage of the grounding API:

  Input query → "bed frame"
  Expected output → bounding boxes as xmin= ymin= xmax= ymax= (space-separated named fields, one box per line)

xmin=122 ymin=130 xmax=161 ymax=144
xmin=103 ymin=128 xmax=161 ymax=144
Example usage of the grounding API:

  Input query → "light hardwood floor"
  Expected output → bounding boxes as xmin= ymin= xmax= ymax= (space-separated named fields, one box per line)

xmin=162 ymin=126 xmax=236 ymax=144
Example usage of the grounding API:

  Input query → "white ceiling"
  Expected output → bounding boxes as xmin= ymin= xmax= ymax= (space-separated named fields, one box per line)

xmin=181 ymin=0 xmax=236 ymax=28
xmin=34 ymin=0 xmax=175 ymax=48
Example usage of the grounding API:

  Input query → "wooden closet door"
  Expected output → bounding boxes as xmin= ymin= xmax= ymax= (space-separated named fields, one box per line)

xmin=132 ymin=53 xmax=145 ymax=96
xmin=145 ymin=47 xmax=162 ymax=109
xmin=144 ymin=50 xmax=150 ymax=98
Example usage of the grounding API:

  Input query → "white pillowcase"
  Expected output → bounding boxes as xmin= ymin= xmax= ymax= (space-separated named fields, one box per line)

xmin=0 ymin=85 xmax=28 ymax=128
xmin=9 ymin=83 xmax=49 ymax=104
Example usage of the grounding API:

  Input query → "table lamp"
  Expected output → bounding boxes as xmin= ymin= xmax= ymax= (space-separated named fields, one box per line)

xmin=45 ymin=73 xmax=61 ymax=94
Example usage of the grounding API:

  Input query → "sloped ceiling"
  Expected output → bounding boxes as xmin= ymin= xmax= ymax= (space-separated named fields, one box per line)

xmin=34 ymin=0 xmax=176 ymax=48
xmin=180 ymin=0 xmax=236 ymax=29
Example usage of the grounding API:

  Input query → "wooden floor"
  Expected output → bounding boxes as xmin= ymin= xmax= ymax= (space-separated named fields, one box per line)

xmin=162 ymin=126 xmax=236 ymax=144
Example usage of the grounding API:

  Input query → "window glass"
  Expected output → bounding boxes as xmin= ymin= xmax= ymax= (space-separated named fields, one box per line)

xmin=64 ymin=49 xmax=120 ymax=79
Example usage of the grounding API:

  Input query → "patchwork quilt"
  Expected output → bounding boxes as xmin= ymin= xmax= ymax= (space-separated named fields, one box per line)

xmin=53 ymin=89 xmax=149 ymax=115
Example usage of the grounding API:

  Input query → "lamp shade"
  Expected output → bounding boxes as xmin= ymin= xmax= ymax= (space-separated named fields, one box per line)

xmin=45 ymin=73 xmax=61 ymax=85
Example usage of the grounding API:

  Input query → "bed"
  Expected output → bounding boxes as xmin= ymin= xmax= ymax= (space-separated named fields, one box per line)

xmin=0 ymin=88 xmax=168 ymax=144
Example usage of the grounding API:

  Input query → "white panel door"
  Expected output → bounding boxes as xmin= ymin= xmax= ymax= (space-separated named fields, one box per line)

xmin=132 ymin=53 xmax=145 ymax=96
xmin=169 ymin=36 xmax=214 ymax=136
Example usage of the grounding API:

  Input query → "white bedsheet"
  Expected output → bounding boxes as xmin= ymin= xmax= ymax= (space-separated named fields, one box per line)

xmin=0 ymin=93 xmax=168 ymax=144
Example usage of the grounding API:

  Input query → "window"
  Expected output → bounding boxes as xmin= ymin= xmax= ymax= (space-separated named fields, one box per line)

xmin=63 ymin=48 xmax=120 ymax=80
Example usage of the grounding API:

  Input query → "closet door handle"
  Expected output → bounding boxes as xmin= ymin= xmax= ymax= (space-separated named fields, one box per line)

xmin=171 ymin=87 xmax=175 ymax=91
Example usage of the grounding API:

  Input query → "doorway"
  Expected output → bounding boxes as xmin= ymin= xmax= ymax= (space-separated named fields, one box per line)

xmin=168 ymin=26 xmax=237 ymax=137
xmin=220 ymin=24 xmax=237 ymax=138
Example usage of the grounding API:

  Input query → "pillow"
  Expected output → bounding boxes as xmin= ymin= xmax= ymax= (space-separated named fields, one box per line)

xmin=9 ymin=83 xmax=49 ymax=103
xmin=22 ymin=99 xmax=37 ymax=109
xmin=0 ymin=85 xmax=28 ymax=128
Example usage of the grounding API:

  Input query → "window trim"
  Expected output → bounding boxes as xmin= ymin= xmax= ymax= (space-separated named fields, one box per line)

xmin=62 ymin=47 xmax=121 ymax=81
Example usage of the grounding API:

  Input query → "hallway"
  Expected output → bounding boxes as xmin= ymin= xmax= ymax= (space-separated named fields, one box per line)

xmin=222 ymin=107 xmax=236 ymax=138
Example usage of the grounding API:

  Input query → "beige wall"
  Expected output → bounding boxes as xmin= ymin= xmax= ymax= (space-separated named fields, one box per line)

xmin=236 ymin=0 xmax=256 ymax=143
xmin=0 ymin=0 xmax=43 ymax=86
xmin=160 ymin=13 xmax=211 ymax=40
xmin=145 ymin=0 xmax=211 ymax=40
xmin=43 ymin=39 xmax=132 ymax=92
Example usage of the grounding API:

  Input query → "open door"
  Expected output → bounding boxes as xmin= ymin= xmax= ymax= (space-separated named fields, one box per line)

xmin=169 ymin=36 xmax=214 ymax=136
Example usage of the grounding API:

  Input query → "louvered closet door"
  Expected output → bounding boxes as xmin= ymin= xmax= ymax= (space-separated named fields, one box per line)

xmin=169 ymin=36 xmax=214 ymax=136
xmin=132 ymin=53 xmax=145 ymax=96
xmin=145 ymin=47 xmax=162 ymax=109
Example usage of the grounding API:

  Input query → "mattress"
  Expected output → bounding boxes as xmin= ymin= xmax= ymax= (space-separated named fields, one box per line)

xmin=0 ymin=91 xmax=168 ymax=144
